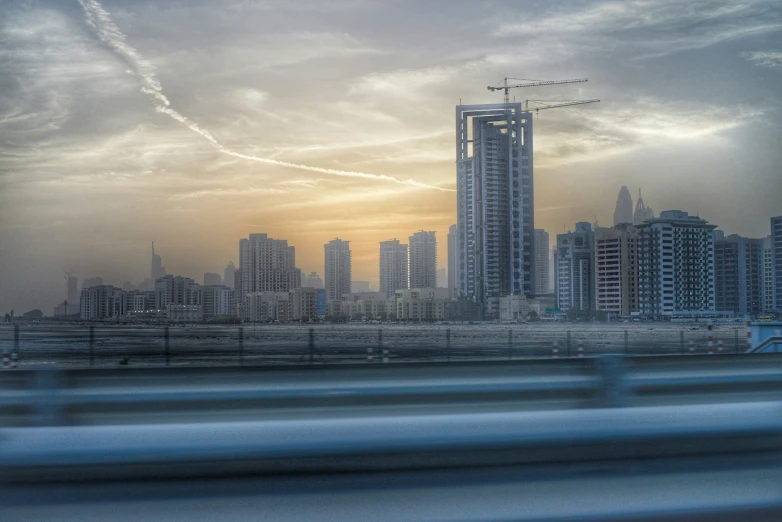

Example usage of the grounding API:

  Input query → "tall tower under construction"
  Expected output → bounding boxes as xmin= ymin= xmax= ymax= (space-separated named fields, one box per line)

xmin=455 ymin=103 xmax=534 ymax=316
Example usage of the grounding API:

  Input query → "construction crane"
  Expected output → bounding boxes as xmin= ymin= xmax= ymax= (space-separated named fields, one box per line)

xmin=487 ymin=78 xmax=588 ymax=103
xmin=523 ymin=99 xmax=600 ymax=115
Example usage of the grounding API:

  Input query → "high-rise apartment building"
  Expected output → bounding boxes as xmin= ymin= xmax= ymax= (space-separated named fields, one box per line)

xmin=238 ymin=234 xmax=301 ymax=306
xmin=456 ymin=103 xmax=534 ymax=316
xmin=534 ymin=229 xmax=549 ymax=296
xmin=154 ymin=275 xmax=201 ymax=309
xmin=447 ymin=224 xmax=457 ymax=298
xmin=594 ymin=224 xmax=639 ymax=317
xmin=324 ymin=238 xmax=351 ymax=301
xmin=80 ymin=285 xmax=126 ymax=320
xmin=409 ymin=231 xmax=437 ymax=290
xmin=555 ymin=223 xmax=595 ymax=313
xmin=772 ymin=216 xmax=782 ymax=312
xmin=151 ymin=241 xmax=165 ymax=280
xmin=637 ymin=211 xmax=716 ymax=318
xmin=379 ymin=239 xmax=408 ymax=300
xmin=762 ymin=235 xmax=774 ymax=313
xmin=714 ymin=235 xmax=763 ymax=316
xmin=613 ymin=186 xmax=634 ymax=225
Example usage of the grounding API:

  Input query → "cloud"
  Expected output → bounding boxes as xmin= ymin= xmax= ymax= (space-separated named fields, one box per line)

xmin=742 ymin=50 xmax=782 ymax=67
xmin=76 ymin=0 xmax=451 ymax=192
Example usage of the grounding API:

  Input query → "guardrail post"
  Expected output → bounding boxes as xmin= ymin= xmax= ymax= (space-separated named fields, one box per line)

xmin=596 ymin=355 xmax=629 ymax=408
xmin=239 ymin=326 xmax=245 ymax=366
xmin=89 ymin=325 xmax=95 ymax=367
xmin=566 ymin=330 xmax=572 ymax=358
xmin=34 ymin=370 xmax=65 ymax=426
xmin=13 ymin=324 xmax=20 ymax=359
xmin=164 ymin=326 xmax=170 ymax=366
xmin=446 ymin=328 xmax=451 ymax=361
xmin=508 ymin=329 xmax=513 ymax=360
xmin=308 ymin=328 xmax=314 ymax=365
xmin=624 ymin=330 xmax=629 ymax=355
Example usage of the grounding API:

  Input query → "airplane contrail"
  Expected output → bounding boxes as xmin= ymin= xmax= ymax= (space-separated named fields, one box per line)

xmin=77 ymin=0 xmax=451 ymax=192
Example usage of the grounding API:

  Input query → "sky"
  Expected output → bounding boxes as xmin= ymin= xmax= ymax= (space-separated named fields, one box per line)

xmin=1 ymin=0 xmax=781 ymax=313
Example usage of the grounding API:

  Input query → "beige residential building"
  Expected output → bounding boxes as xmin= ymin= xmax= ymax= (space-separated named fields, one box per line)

xmin=395 ymin=287 xmax=450 ymax=321
xmin=291 ymin=287 xmax=318 ymax=321
xmin=244 ymin=292 xmax=291 ymax=322
xmin=499 ymin=295 xmax=528 ymax=322
xmin=594 ymin=224 xmax=639 ymax=317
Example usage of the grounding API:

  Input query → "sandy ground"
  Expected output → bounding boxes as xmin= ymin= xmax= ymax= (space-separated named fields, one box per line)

xmin=0 ymin=321 xmax=749 ymax=368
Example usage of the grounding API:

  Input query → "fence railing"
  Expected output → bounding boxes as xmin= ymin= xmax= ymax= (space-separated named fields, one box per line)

xmin=0 ymin=322 xmax=758 ymax=369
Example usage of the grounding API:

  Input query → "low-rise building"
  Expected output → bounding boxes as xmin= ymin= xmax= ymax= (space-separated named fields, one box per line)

xmin=244 ymin=292 xmax=290 ymax=322
xmin=291 ymin=287 xmax=318 ymax=321
xmin=395 ymin=288 xmax=450 ymax=322
xmin=499 ymin=295 xmax=528 ymax=323
xmin=167 ymin=304 xmax=203 ymax=323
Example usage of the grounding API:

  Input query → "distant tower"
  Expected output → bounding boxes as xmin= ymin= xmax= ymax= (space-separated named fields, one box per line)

xmin=534 ymin=229 xmax=549 ymax=296
xmin=65 ymin=272 xmax=78 ymax=304
xmin=409 ymin=231 xmax=437 ymax=289
xmin=613 ymin=186 xmax=634 ymax=225
xmin=447 ymin=225 xmax=458 ymax=298
xmin=633 ymin=189 xmax=655 ymax=225
xmin=379 ymin=239 xmax=408 ymax=300
xmin=223 ymin=261 xmax=236 ymax=289
xmin=151 ymin=241 xmax=165 ymax=280
xmin=324 ymin=238 xmax=352 ymax=301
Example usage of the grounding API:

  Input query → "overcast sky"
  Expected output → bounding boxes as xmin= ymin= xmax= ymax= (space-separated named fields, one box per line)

xmin=1 ymin=0 xmax=781 ymax=312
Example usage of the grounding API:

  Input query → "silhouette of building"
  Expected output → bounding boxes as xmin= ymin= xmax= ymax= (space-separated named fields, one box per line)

xmin=324 ymin=238 xmax=351 ymax=301
xmin=151 ymin=241 xmax=165 ymax=280
xmin=302 ymin=272 xmax=324 ymax=289
xmin=82 ymin=276 xmax=104 ymax=289
xmin=66 ymin=275 xmax=78 ymax=304
xmin=223 ymin=261 xmax=236 ymax=289
xmin=613 ymin=186 xmax=634 ymax=225
xmin=633 ymin=189 xmax=655 ymax=225
xmin=204 ymin=272 xmax=222 ymax=286
xmin=154 ymin=275 xmax=201 ymax=309
xmin=379 ymin=239 xmax=408 ymax=300
xmin=409 ymin=231 xmax=437 ymax=290
xmin=456 ymin=103 xmax=535 ymax=316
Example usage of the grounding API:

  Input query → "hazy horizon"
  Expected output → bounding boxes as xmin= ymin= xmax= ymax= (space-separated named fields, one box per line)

xmin=2 ymin=0 xmax=782 ymax=313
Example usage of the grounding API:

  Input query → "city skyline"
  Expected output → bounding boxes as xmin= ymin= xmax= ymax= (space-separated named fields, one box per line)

xmin=2 ymin=0 xmax=782 ymax=312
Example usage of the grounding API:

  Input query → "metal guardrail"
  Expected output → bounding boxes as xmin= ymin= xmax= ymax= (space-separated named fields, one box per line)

xmin=1 ymin=354 xmax=781 ymax=427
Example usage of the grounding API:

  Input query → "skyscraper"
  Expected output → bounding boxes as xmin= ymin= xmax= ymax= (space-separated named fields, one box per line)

xmin=447 ymin=224 xmax=457 ymax=298
xmin=151 ymin=241 xmax=165 ymax=280
xmin=555 ymin=223 xmax=595 ymax=314
xmin=613 ymin=186 xmax=634 ymax=225
xmin=534 ymin=229 xmax=549 ymax=296
xmin=379 ymin=239 xmax=408 ymax=300
xmin=66 ymin=275 xmax=78 ymax=304
xmin=714 ymin=235 xmax=763 ymax=316
xmin=772 ymin=216 xmax=782 ymax=312
xmin=637 ymin=211 xmax=716 ymax=318
xmin=324 ymin=238 xmax=351 ymax=301
xmin=456 ymin=103 xmax=534 ymax=316
xmin=594 ymin=224 xmax=639 ymax=317
xmin=238 ymin=234 xmax=301 ymax=306
xmin=633 ymin=189 xmax=655 ymax=225
xmin=409 ymin=231 xmax=437 ymax=289
xmin=223 ymin=261 xmax=236 ymax=289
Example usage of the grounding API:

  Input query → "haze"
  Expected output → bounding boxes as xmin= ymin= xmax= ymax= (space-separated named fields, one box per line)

xmin=1 ymin=0 xmax=781 ymax=312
